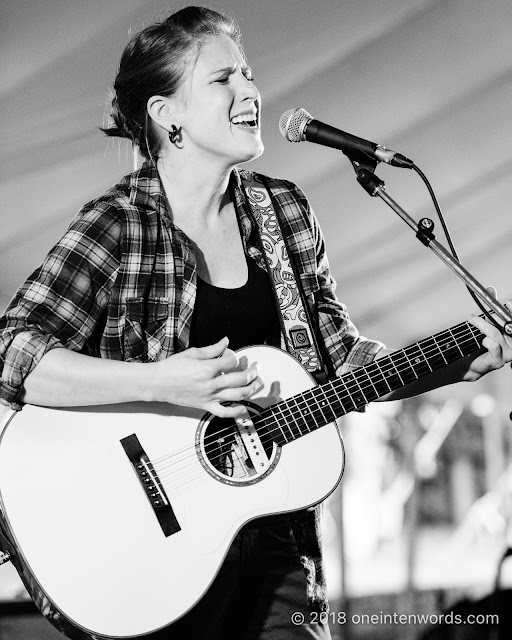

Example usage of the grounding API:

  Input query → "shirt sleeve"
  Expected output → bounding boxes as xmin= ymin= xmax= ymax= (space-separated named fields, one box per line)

xmin=289 ymin=181 xmax=385 ymax=376
xmin=315 ymin=240 xmax=385 ymax=376
xmin=0 ymin=201 xmax=122 ymax=409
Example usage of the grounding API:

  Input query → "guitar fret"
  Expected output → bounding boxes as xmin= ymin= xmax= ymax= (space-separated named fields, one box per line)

xmin=332 ymin=377 xmax=357 ymax=413
xmin=470 ymin=325 xmax=483 ymax=350
xmin=271 ymin=406 xmax=293 ymax=445
xmin=283 ymin=402 xmax=304 ymax=438
xmin=273 ymin=421 xmax=287 ymax=445
xmin=366 ymin=360 xmax=392 ymax=396
xmin=377 ymin=357 xmax=405 ymax=391
xmin=314 ymin=386 xmax=338 ymax=424
xmin=416 ymin=342 xmax=433 ymax=373
xmin=287 ymin=395 xmax=315 ymax=436
xmin=325 ymin=382 xmax=346 ymax=417
xmin=399 ymin=350 xmax=419 ymax=383
xmin=300 ymin=400 xmax=323 ymax=433
xmin=277 ymin=402 xmax=303 ymax=441
xmin=265 ymin=403 xmax=293 ymax=444
xmin=460 ymin=324 xmax=482 ymax=354
xmin=347 ymin=371 xmax=369 ymax=408
xmin=392 ymin=358 xmax=410 ymax=386
xmin=421 ymin=336 xmax=448 ymax=367
xmin=449 ymin=327 xmax=464 ymax=357
xmin=257 ymin=408 xmax=282 ymax=439
xmin=257 ymin=319 xmax=485 ymax=447
xmin=302 ymin=388 xmax=329 ymax=428
xmin=280 ymin=392 xmax=321 ymax=438
xmin=437 ymin=332 xmax=461 ymax=362
xmin=286 ymin=404 xmax=305 ymax=440
xmin=356 ymin=367 xmax=380 ymax=402
xmin=405 ymin=343 xmax=431 ymax=378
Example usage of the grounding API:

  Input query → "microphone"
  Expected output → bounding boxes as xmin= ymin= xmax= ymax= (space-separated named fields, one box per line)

xmin=279 ymin=107 xmax=414 ymax=169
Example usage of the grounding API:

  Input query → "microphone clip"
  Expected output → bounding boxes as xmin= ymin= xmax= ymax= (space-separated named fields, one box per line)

xmin=355 ymin=167 xmax=383 ymax=196
xmin=349 ymin=155 xmax=379 ymax=178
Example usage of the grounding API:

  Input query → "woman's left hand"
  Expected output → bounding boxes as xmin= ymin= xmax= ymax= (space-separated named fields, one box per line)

xmin=464 ymin=299 xmax=512 ymax=381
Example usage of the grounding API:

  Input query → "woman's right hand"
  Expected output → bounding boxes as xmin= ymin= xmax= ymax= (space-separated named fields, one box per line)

xmin=147 ymin=337 xmax=262 ymax=418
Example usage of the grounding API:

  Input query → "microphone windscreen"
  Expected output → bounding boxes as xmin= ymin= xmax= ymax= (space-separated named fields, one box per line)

xmin=278 ymin=107 xmax=312 ymax=142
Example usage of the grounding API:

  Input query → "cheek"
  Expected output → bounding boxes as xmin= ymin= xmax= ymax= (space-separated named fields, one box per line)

xmin=185 ymin=115 xmax=222 ymax=143
xmin=202 ymin=120 xmax=229 ymax=143
xmin=196 ymin=105 xmax=230 ymax=134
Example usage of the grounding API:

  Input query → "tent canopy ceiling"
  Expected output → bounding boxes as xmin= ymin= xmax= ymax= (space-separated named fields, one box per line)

xmin=1 ymin=0 xmax=511 ymax=355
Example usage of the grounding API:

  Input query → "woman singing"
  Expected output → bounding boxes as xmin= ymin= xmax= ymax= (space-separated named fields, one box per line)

xmin=0 ymin=6 xmax=510 ymax=640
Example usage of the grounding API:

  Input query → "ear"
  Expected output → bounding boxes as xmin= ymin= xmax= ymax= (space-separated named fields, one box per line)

xmin=147 ymin=95 xmax=176 ymax=131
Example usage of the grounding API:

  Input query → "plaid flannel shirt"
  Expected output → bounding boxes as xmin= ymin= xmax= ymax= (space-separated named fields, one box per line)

xmin=0 ymin=161 xmax=383 ymax=611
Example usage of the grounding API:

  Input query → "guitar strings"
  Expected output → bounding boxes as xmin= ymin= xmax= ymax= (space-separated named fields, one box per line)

xmin=152 ymin=320 xmax=480 ymax=469
xmin=151 ymin=324 xmax=482 ymax=492
xmin=154 ymin=320 xmax=479 ymax=476
xmin=158 ymin=336 xmax=481 ymax=496
xmin=154 ymin=323 xmax=481 ymax=485
xmin=156 ymin=322 xmax=481 ymax=489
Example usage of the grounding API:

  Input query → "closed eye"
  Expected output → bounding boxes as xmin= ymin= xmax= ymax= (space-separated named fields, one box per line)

xmin=211 ymin=65 xmax=236 ymax=84
xmin=211 ymin=66 xmax=254 ymax=84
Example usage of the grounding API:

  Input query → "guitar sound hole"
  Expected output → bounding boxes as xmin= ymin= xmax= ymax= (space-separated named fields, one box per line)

xmin=202 ymin=414 xmax=274 ymax=481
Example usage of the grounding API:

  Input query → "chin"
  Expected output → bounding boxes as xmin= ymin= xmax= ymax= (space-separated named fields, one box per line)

xmin=239 ymin=142 xmax=265 ymax=165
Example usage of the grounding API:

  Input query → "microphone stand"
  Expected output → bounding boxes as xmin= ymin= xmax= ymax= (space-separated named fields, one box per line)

xmin=353 ymin=165 xmax=512 ymax=335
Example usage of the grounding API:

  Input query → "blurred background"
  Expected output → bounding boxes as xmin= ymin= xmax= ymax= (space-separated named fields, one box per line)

xmin=1 ymin=0 xmax=511 ymax=638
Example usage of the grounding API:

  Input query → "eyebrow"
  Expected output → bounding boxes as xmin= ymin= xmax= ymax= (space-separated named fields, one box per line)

xmin=210 ymin=65 xmax=236 ymax=76
xmin=210 ymin=64 xmax=252 ymax=76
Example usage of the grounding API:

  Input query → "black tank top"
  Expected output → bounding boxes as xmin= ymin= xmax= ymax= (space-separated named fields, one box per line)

xmin=188 ymin=258 xmax=280 ymax=351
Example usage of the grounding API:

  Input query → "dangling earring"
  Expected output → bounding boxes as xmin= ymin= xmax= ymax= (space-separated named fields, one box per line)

xmin=168 ymin=124 xmax=180 ymax=144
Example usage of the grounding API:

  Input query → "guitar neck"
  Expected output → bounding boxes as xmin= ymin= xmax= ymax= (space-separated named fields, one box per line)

xmin=261 ymin=320 xmax=484 ymax=445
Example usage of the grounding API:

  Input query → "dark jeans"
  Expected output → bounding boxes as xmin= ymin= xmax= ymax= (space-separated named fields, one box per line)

xmin=160 ymin=519 xmax=332 ymax=640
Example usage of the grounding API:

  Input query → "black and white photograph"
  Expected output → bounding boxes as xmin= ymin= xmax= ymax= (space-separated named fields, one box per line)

xmin=1 ymin=1 xmax=512 ymax=639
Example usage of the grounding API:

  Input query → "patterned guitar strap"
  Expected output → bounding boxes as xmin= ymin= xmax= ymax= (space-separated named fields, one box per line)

xmin=242 ymin=174 xmax=327 ymax=382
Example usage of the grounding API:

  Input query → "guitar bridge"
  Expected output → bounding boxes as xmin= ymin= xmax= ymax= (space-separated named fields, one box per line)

xmin=120 ymin=434 xmax=181 ymax=537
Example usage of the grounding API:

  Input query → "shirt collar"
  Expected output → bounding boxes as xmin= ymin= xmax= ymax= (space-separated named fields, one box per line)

xmin=230 ymin=168 xmax=265 ymax=265
xmin=123 ymin=161 xmax=262 ymax=260
xmin=125 ymin=160 xmax=169 ymax=218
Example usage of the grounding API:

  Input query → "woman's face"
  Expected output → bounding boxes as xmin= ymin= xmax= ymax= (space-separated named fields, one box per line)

xmin=170 ymin=35 xmax=263 ymax=167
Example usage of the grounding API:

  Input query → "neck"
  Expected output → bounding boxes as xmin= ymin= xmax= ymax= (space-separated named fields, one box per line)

xmin=157 ymin=152 xmax=234 ymax=224
xmin=257 ymin=319 xmax=484 ymax=448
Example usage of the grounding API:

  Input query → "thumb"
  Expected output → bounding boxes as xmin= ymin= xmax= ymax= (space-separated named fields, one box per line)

xmin=195 ymin=336 xmax=229 ymax=360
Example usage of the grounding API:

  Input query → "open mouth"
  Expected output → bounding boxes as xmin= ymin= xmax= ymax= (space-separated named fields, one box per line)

xmin=231 ymin=112 xmax=259 ymax=129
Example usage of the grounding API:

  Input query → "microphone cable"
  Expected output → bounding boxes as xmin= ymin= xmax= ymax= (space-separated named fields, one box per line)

xmin=411 ymin=163 xmax=503 ymax=333
xmin=279 ymin=107 xmax=506 ymax=334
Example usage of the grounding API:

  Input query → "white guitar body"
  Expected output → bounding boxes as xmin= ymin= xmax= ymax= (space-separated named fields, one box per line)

xmin=0 ymin=345 xmax=345 ymax=639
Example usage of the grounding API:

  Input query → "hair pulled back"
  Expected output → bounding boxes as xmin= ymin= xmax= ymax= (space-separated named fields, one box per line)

xmin=102 ymin=6 xmax=243 ymax=160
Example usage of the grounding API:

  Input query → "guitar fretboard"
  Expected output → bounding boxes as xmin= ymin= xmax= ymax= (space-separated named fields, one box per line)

xmin=257 ymin=320 xmax=483 ymax=446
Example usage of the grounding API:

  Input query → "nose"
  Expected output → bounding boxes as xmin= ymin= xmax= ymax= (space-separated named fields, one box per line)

xmin=237 ymin=72 xmax=260 ymax=103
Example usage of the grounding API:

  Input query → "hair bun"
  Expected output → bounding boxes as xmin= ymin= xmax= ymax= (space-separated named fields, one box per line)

xmin=101 ymin=6 xmax=241 ymax=160
xmin=101 ymin=96 xmax=141 ymax=142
